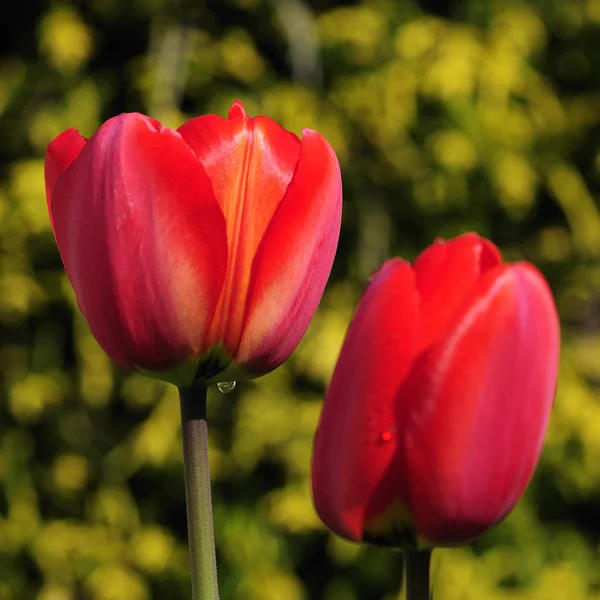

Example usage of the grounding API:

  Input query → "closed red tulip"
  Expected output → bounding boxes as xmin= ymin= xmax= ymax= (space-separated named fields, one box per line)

xmin=45 ymin=101 xmax=342 ymax=387
xmin=311 ymin=233 xmax=559 ymax=547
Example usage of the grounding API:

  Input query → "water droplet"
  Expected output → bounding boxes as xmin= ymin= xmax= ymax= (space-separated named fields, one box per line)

xmin=217 ymin=381 xmax=236 ymax=394
xmin=379 ymin=426 xmax=396 ymax=443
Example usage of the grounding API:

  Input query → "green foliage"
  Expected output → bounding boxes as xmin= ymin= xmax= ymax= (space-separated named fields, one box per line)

xmin=1 ymin=0 xmax=600 ymax=598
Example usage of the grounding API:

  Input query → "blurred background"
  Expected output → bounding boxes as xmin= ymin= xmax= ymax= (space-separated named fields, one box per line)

xmin=1 ymin=0 xmax=600 ymax=598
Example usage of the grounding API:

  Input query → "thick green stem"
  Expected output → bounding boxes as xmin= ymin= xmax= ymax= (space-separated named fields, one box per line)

xmin=179 ymin=386 xmax=219 ymax=600
xmin=403 ymin=549 xmax=432 ymax=600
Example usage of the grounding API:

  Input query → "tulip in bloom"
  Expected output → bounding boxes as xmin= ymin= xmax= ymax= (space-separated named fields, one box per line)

xmin=45 ymin=102 xmax=342 ymax=387
xmin=311 ymin=233 xmax=559 ymax=547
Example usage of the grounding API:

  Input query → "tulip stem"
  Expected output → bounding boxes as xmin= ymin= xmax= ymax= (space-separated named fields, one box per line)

xmin=403 ymin=549 xmax=432 ymax=600
xmin=179 ymin=386 xmax=219 ymax=600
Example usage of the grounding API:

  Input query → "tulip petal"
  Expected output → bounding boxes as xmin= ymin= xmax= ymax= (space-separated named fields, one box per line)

xmin=399 ymin=263 xmax=559 ymax=545
xmin=45 ymin=128 xmax=87 ymax=228
xmin=413 ymin=232 xmax=502 ymax=353
xmin=51 ymin=113 xmax=227 ymax=372
xmin=236 ymin=129 xmax=342 ymax=371
xmin=178 ymin=102 xmax=302 ymax=353
xmin=311 ymin=260 xmax=419 ymax=542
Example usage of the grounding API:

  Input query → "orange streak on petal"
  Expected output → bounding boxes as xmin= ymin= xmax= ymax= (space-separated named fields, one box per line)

xmin=178 ymin=105 xmax=301 ymax=355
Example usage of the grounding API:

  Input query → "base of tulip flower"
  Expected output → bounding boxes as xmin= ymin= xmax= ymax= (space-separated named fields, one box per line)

xmin=179 ymin=385 xmax=220 ymax=600
xmin=403 ymin=549 xmax=431 ymax=600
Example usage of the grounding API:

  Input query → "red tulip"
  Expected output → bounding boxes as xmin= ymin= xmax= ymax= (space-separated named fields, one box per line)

xmin=45 ymin=101 xmax=342 ymax=387
xmin=311 ymin=233 xmax=559 ymax=547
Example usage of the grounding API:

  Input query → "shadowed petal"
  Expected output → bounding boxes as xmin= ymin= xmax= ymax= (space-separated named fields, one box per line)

xmin=45 ymin=128 xmax=87 ymax=228
xmin=312 ymin=260 xmax=419 ymax=541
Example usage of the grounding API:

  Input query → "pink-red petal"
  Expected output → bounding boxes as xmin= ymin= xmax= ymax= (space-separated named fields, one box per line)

xmin=236 ymin=128 xmax=342 ymax=371
xmin=311 ymin=260 xmax=419 ymax=541
xmin=51 ymin=113 xmax=227 ymax=370
xmin=398 ymin=263 xmax=559 ymax=545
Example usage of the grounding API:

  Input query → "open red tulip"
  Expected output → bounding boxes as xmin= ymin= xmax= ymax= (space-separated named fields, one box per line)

xmin=45 ymin=101 xmax=342 ymax=387
xmin=311 ymin=233 xmax=559 ymax=547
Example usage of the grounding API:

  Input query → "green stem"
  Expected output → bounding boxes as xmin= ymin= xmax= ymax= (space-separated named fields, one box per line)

xmin=179 ymin=386 xmax=219 ymax=600
xmin=403 ymin=549 xmax=432 ymax=600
